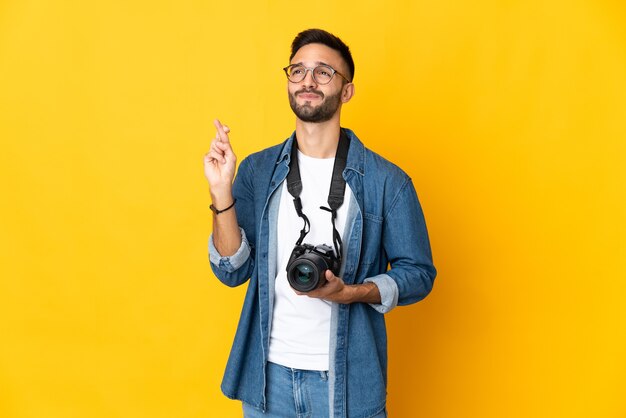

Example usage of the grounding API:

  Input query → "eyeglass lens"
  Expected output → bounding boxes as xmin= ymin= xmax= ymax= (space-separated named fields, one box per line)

xmin=286 ymin=65 xmax=334 ymax=84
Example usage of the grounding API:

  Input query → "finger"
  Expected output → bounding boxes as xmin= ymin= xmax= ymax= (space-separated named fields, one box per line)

xmin=214 ymin=120 xmax=231 ymax=133
xmin=213 ymin=119 xmax=231 ymax=144
xmin=213 ymin=137 xmax=236 ymax=161
xmin=205 ymin=149 xmax=226 ymax=164
xmin=213 ymin=140 xmax=231 ymax=152
xmin=210 ymin=148 xmax=226 ymax=162
xmin=210 ymin=140 xmax=226 ymax=154
xmin=204 ymin=151 xmax=214 ymax=162
xmin=215 ymin=126 xmax=230 ymax=140
xmin=217 ymin=144 xmax=235 ymax=162
xmin=213 ymin=118 xmax=223 ymax=131
xmin=211 ymin=120 xmax=221 ymax=146
xmin=322 ymin=271 xmax=341 ymax=291
xmin=302 ymin=288 xmax=322 ymax=298
xmin=213 ymin=119 xmax=224 ymax=141
xmin=307 ymin=285 xmax=332 ymax=299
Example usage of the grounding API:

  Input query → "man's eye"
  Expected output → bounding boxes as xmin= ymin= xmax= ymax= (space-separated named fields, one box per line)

xmin=292 ymin=68 xmax=304 ymax=74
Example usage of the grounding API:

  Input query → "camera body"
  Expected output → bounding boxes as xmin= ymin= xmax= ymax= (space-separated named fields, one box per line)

xmin=286 ymin=243 xmax=341 ymax=292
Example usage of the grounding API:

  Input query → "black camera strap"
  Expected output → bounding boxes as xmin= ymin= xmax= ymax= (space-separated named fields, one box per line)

xmin=286 ymin=129 xmax=349 ymax=258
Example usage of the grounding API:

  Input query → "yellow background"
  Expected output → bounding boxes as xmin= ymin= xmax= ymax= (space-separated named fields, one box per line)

xmin=1 ymin=1 xmax=625 ymax=417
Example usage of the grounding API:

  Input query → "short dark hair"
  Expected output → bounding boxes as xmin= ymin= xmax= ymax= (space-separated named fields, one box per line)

xmin=289 ymin=29 xmax=355 ymax=82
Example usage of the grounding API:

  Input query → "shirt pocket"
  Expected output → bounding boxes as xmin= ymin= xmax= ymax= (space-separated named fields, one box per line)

xmin=360 ymin=212 xmax=384 ymax=266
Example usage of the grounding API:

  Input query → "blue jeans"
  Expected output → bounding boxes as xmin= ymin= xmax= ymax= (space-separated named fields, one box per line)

xmin=242 ymin=362 xmax=387 ymax=418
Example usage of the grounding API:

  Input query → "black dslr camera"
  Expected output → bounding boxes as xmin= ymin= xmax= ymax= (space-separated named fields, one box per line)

xmin=286 ymin=243 xmax=341 ymax=292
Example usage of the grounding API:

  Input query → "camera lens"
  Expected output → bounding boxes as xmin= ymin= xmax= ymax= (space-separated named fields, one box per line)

xmin=286 ymin=244 xmax=337 ymax=292
xmin=295 ymin=264 xmax=314 ymax=283
xmin=287 ymin=258 xmax=325 ymax=292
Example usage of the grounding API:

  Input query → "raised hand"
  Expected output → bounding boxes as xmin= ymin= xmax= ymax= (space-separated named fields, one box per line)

xmin=204 ymin=119 xmax=237 ymax=199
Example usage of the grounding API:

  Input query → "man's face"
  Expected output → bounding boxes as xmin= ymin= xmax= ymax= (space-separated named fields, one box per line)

xmin=287 ymin=43 xmax=351 ymax=123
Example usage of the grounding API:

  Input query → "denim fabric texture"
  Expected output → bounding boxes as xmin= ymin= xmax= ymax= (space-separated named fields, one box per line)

xmin=209 ymin=128 xmax=436 ymax=418
xmin=242 ymin=362 xmax=330 ymax=418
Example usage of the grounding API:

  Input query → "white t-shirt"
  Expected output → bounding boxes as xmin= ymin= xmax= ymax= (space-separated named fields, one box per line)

xmin=267 ymin=150 xmax=352 ymax=371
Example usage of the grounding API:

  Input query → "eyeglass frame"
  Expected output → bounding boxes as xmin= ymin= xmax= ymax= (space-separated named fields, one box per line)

xmin=282 ymin=63 xmax=351 ymax=85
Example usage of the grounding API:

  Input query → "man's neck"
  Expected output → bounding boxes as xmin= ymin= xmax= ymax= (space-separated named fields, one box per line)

xmin=295 ymin=115 xmax=341 ymax=159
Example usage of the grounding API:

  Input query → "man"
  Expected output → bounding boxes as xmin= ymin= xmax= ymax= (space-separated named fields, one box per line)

xmin=204 ymin=29 xmax=436 ymax=418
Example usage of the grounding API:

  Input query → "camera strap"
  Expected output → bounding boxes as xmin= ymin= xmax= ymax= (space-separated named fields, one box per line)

xmin=286 ymin=129 xmax=349 ymax=258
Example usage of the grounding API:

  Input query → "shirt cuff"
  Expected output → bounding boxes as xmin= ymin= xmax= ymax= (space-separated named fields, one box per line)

xmin=209 ymin=227 xmax=251 ymax=273
xmin=364 ymin=274 xmax=399 ymax=314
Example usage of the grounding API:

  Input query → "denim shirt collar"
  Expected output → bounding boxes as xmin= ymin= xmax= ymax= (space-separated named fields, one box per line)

xmin=275 ymin=128 xmax=366 ymax=177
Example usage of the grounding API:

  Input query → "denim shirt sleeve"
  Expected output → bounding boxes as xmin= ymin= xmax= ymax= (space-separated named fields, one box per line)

xmin=364 ymin=274 xmax=400 ymax=314
xmin=377 ymin=177 xmax=437 ymax=309
xmin=209 ymin=227 xmax=251 ymax=272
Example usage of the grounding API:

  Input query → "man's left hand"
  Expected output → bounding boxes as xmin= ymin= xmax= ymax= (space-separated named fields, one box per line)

xmin=299 ymin=270 xmax=352 ymax=303
xmin=298 ymin=270 xmax=381 ymax=305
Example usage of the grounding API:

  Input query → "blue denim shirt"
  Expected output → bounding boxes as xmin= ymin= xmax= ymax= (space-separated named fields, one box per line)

xmin=209 ymin=128 xmax=436 ymax=418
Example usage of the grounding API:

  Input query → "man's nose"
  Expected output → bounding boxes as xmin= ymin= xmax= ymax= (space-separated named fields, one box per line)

xmin=301 ymin=68 xmax=317 ymax=88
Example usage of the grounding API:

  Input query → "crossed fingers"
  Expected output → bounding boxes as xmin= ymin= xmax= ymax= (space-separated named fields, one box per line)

xmin=205 ymin=120 xmax=230 ymax=164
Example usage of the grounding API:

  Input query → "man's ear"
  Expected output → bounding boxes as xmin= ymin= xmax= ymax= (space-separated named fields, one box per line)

xmin=341 ymin=83 xmax=355 ymax=103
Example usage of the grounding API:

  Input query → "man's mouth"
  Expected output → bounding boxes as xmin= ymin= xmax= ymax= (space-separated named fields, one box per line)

xmin=297 ymin=91 xmax=323 ymax=100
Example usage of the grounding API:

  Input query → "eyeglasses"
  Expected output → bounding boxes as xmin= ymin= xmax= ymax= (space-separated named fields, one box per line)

xmin=283 ymin=64 xmax=350 ymax=85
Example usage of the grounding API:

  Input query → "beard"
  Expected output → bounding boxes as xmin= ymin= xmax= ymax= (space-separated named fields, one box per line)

xmin=288 ymin=88 xmax=342 ymax=123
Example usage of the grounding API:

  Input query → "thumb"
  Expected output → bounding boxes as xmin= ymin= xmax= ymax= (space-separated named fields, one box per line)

xmin=325 ymin=269 xmax=337 ymax=282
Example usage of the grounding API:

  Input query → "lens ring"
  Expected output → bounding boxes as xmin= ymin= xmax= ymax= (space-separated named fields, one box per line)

xmin=287 ymin=258 xmax=321 ymax=292
xmin=295 ymin=263 xmax=314 ymax=283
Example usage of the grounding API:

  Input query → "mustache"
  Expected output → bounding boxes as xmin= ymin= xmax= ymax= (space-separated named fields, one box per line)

xmin=295 ymin=88 xmax=324 ymax=98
